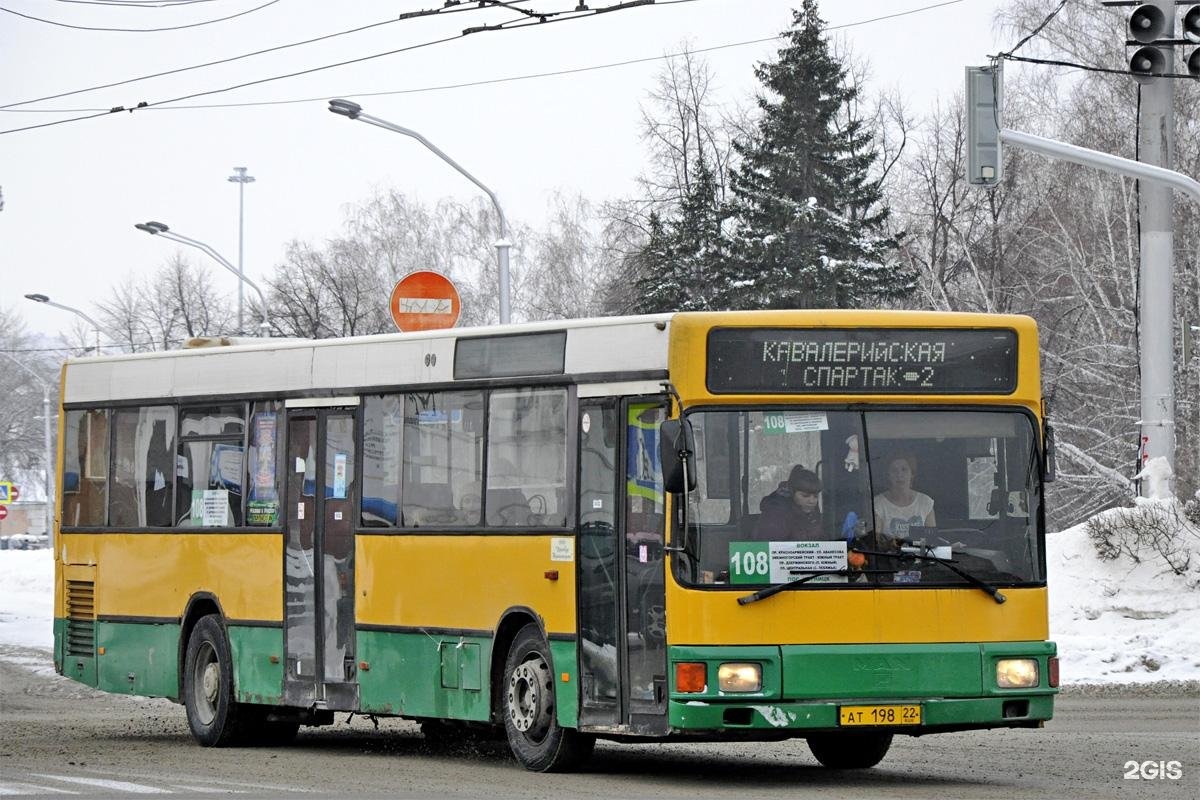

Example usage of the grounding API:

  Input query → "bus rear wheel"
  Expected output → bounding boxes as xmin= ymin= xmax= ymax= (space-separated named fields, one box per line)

xmin=183 ymin=615 xmax=247 ymax=746
xmin=806 ymin=731 xmax=893 ymax=769
xmin=502 ymin=624 xmax=594 ymax=772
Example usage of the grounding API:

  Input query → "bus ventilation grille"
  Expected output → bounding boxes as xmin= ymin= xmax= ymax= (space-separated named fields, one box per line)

xmin=65 ymin=580 xmax=96 ymax=657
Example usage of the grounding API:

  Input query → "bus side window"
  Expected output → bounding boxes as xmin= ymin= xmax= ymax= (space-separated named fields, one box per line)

xmin=61 ymin=408 xmax=108 ymax=527
xmin=486 ymin=388 xmax=568 ymax=528
xmin=401 ymin=390 xmax=483 ymax=528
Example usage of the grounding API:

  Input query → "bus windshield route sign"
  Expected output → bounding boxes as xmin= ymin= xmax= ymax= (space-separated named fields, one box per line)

xmin=707 ymin=328 xmax=1018 ymax=394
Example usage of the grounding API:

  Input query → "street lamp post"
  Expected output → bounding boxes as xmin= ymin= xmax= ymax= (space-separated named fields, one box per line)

xmin=0 ymin=352 xmax=54 ymax=541
xmin=135 ymin=221 xmax=271 ymax=336
xmin=327 ymin=99 xmax=512 ymax=324
xmin=227 ymin=167 xmax=256 ymax=335
xmin=23 ymin=293 xmax=103 ymax=354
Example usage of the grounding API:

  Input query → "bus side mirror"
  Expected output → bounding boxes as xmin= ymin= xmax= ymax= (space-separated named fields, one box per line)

xmin=660 ymin=419 xmax=697 ymax=494
xmin=1043 ymin=424 xmax=1056 ymax=483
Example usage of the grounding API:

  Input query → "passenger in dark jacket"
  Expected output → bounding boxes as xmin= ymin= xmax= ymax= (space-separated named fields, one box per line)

xmin=753 ymin=465 xmax=823 ymax=541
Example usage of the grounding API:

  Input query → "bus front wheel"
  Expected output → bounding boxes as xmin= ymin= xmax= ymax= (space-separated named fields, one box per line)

xmin=183 ymin=614 xmax=247 ymax=746
xmin=806 ymin=731 xmax=893 ymax=769
xmin=501 ymin=624 xmax=595 ymax=772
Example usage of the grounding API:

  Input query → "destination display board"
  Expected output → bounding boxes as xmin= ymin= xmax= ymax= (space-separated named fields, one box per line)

xmin=707 ymin=328 xmax=1018 ymax=394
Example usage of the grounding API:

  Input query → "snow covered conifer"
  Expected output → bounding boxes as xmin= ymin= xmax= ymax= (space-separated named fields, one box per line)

xmin=725 ymin=0 xmax=913 ymax=309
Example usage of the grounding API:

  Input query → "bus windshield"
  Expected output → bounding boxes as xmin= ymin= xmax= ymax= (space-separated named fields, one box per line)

xmin=680 ymin=409 xmax=1044 ymax=589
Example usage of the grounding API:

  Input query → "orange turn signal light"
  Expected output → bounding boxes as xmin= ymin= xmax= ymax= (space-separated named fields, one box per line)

xmin=675 ymin=661 xmax=707 ymax=693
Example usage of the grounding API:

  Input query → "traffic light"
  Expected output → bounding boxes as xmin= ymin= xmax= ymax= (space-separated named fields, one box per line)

xmin=1128 ymin=3 xmax=1169 ymax=82
xmin=965 ymin=65 xmax=1002 ymax=187
xmin=1185 ymin=5 xmax=1200 ymax=77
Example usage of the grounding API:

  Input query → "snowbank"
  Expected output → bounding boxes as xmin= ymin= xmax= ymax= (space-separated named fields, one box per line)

xmin=0 ymin=548 xmax=54 ymax=648
xmin=1047 ymin=499 xmax=1200 ymax=684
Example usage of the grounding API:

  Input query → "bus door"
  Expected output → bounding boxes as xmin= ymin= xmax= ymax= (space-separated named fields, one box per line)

xmin=283 ymin=403 xmax=359 ymax=710
xmin=576 ymin=398 xmax=668 ymax=734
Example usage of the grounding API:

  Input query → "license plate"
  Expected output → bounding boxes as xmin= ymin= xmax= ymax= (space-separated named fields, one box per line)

xmin=838 ymin=704 xmax=922 ymax=726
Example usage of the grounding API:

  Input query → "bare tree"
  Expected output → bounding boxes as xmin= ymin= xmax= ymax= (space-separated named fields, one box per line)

xmin=97 ymin=256 xmax=234 ymax=351
xmin=0 ymin=306 xmax=59 ymax=501
xmin=520 ymin=192 xmax=621 ymax=321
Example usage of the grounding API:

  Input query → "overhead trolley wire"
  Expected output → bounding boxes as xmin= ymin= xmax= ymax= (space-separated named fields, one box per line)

xmin=0 ymin=0 xmax=281 ymax=32
xmin=0 ymin=0 xmax=660 ymax=135
xmin=4 ymin=0 xmax=966 ymax=117
xmin=0 ymin=0 xmax=969 ymax=134
xmin=0 ymin=1 xmax=540 ymax=110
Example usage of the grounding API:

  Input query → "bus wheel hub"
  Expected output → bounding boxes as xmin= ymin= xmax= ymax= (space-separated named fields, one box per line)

xmin=508 ymin=659 xmax=551 ymax=735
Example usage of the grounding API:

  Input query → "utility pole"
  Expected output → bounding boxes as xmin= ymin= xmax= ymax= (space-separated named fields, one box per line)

xmin=1131 ymin=1 xmax=1177 ymax=492
xmin=968 ymin=51 xmax=1199 ymax=497
xmin=227 ymin=167 xmax=255 ymax=335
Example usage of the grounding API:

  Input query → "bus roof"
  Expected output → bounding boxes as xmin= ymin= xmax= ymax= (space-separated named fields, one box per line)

xmin=60 ymin=310 xmax=1036 ymax=406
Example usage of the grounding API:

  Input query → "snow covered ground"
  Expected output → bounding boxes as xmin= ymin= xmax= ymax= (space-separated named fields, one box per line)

xmin=2 ymin=501 xmax=1198 ymax=686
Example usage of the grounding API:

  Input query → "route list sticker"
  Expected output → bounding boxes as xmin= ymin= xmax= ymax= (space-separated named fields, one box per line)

xmin=728 ymin=540 xmax=848 ymax=584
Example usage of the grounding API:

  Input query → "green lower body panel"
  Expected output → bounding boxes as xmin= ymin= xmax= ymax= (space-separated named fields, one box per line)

xmin=96 ymin=620 xmax=180 ymax=698
xmin=55 ymin=618 xmax=285 ymax=706
xmin=549 ymin=639 xmax=578 ymax=728
xmin=668 ymin=641 xmax=1057 ymax=734
xmin=54 ymin=617 xmax=97 ymax=688
xmin=228 ymin=625 xmax=285 ymax=705
xmin=356 ymin=630 xmax=492 ymax=720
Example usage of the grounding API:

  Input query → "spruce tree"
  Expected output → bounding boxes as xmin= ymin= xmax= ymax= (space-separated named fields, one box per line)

xmin=627 ymin=163 xmax=729 ymax=314
xmin=725 ymin=0 xmax=913 ymax=309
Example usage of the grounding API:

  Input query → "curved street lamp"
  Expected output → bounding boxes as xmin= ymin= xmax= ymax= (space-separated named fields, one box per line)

xmin=24 ymin=293 xmax=103 ymax=354
xmin=328 ymin=98 xmax=512 ymax=324
xmin=135 ymin=221 xmax=271 ymax=336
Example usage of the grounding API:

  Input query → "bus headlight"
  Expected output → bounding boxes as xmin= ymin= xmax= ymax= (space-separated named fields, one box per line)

xmin=996 ymin=658 xmax=1039 ymax=688
xmin=717 ymin=663 xmax=762 ymax=692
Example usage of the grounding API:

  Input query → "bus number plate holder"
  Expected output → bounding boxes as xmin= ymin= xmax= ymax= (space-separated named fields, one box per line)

xmin=838 ymin=704 xmax=921 ymax=726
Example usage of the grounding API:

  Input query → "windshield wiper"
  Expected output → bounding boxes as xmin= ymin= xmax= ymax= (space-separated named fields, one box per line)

xmin=854 ymin=545 xmax=1007 ymax=604
xmin=737 ymin=569 xmax=897 ymax=606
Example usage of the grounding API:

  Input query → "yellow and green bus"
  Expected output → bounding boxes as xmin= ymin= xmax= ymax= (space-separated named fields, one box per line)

xmin=53 ymin=310 xmax=1057 ymax=771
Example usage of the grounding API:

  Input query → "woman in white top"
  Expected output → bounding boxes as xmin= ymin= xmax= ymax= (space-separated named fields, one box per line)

xmin=873 ymin=454 xmax=936 ymax=541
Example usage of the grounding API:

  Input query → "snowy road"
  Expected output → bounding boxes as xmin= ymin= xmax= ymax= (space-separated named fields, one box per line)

xmin=1 ymin=645 xmax=1196 ymax=800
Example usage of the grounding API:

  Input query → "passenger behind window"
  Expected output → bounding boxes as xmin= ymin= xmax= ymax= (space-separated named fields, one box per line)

xmin=873 ymin=453 xmax=936 ymax=542
xmin=488 ymin=486 xmax=531 ymax=526
xmin=753 ymin=465 xmax=824 ymax=541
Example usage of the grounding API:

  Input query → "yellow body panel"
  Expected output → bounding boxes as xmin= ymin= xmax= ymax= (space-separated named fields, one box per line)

xmin=665 ymin=576 xmax=1048 ymax=645
xmin=56 ymin=532 xmax=282 ymax=621
xmin=356 ymin=534 xmax=577 ymax=634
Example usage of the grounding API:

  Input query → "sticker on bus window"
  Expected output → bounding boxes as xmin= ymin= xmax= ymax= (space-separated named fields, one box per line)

xmin=727 ymin=540 xmax=847 ymax=584
xmin=247 ymin=500 xmax=278 ymax=526
xmin=333 ymin=453 xmax=348 ymax=499
xmin=762 ymin=411 xmax=829 ymax=435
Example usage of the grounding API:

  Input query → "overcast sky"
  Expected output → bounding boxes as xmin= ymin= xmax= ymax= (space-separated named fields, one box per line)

xmin=1 ymin=0 xmax=1011 ymax=344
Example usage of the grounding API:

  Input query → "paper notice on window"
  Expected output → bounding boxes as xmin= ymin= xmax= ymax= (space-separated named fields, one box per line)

xmin=769 ymin=540 xmax=846 ymax=582
xmin=763 ymin=411 xmax=829 ymax=435
xmin=728 ymin=539 xmax=849 ymax=585
xmin=192 ymin=489 xmax=230 ymax=527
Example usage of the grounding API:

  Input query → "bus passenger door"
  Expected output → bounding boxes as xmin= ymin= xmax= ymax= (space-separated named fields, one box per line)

xmin=577 ymin=398 xmax=668 ymax=733
xmin=284 ymin=406 xmax=359 ymax=710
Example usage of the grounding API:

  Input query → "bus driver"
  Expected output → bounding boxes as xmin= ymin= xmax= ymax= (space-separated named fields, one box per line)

xmin=873 ymin=453 xmax=936 ymax=542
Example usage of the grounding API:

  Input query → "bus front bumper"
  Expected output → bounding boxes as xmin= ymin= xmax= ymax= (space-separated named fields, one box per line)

xmin=667 ymin=642 xmax=1058 ymax=734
